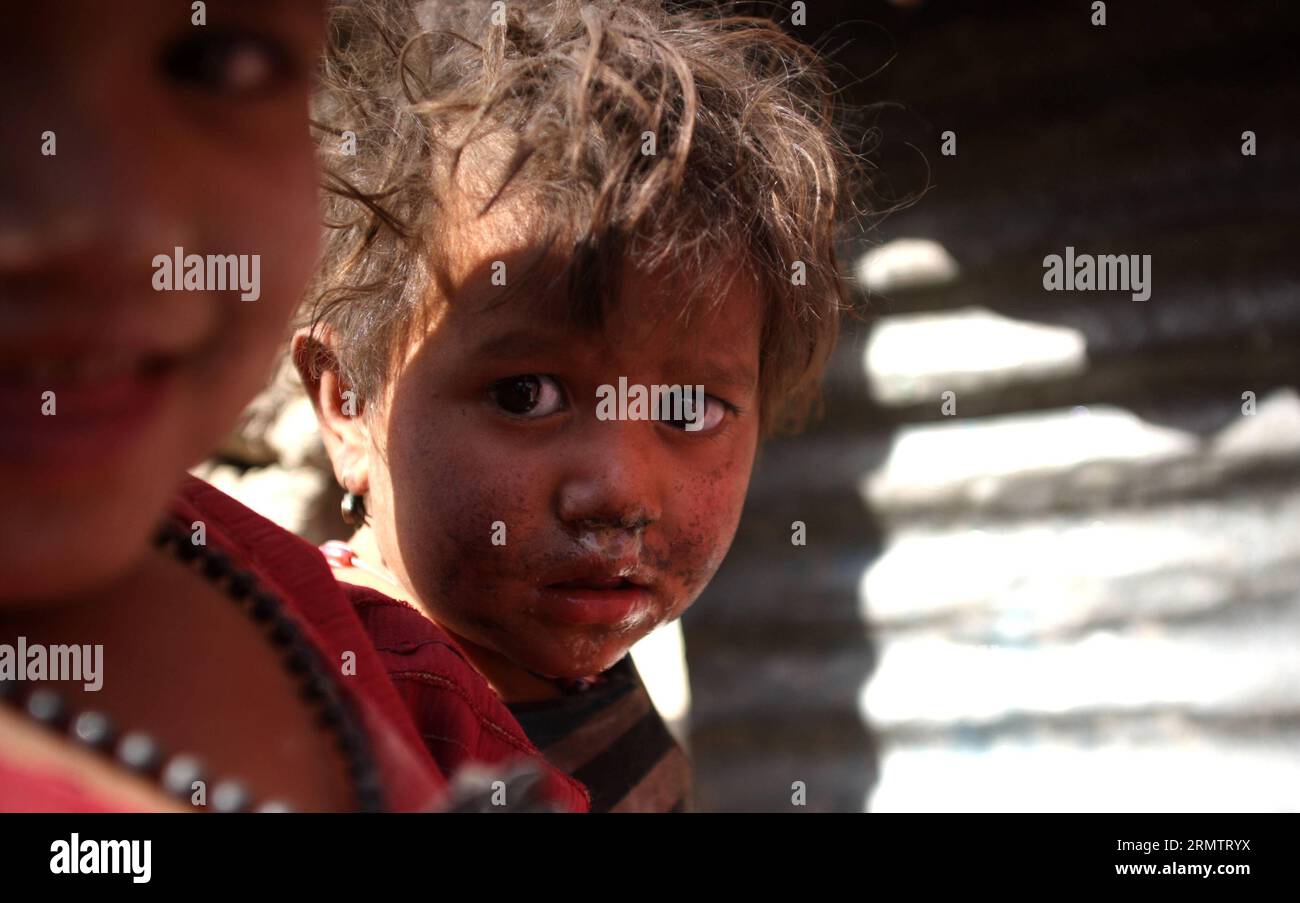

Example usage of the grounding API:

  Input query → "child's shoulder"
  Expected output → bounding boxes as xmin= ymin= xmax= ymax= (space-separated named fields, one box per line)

xmin=341 ymin=581 xmax=592 ymax=813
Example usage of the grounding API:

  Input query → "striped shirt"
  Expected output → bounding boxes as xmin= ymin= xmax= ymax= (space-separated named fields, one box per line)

xmin=507 ymin=655 xmax=693 ymax=813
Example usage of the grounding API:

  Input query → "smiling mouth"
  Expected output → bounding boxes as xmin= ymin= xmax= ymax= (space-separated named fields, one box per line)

xmin=0 ymin=351 xmax=180 ymax=390
xmin=0 ymin=348 xmax=188 ymax=470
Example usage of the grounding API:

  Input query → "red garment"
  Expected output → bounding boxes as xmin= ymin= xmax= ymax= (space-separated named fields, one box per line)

xmin=347 ymin=587 xmax=591 ymax=813
xmin=171 ymin=475 xmax=448 ymax=812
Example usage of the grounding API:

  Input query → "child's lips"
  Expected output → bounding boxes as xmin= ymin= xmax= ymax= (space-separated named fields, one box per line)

xmin=536 ymin=568 xmax=656 ymax=627
xmin=535 ymin=584 xmax=654 ymax=627
xmin=549 ymin=576 xmax=636 ymax=591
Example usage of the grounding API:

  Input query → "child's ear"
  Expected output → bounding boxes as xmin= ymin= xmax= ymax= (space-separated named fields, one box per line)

xmin=291 ymin=328 xmax=371 ymax=495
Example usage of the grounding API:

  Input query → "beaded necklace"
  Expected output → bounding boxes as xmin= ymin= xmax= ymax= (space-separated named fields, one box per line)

xmin=0 ymin=520 xmax=385 ymax=812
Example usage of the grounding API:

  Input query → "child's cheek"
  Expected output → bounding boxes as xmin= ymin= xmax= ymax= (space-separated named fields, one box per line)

xmin=393 ymin=428 xmax=549 ymax=606
xmin=655 ymin=457 xmax=754 ymax=615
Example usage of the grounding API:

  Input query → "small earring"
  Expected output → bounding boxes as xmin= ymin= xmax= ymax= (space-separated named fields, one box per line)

xmin=340 ymin=491 xmax=367 ymax=526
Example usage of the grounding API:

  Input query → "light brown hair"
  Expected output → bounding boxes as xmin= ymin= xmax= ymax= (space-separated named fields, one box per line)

xmin=304 ymin=0 xmax=867 ymax=434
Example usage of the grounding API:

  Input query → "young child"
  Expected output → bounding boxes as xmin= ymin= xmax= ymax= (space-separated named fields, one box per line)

xmin=297 ymin=0 xmax=859 ymax=811
xmin=1 ymin=0 xmax=583 ymax=813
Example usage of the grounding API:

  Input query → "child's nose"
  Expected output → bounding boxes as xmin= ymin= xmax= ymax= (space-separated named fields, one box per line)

xmin=555 ymin=423 xmax=663 ymax=535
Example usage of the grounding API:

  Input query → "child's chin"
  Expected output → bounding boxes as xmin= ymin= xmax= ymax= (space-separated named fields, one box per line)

xmin=524 ymin=640 xmax=633 ymax=681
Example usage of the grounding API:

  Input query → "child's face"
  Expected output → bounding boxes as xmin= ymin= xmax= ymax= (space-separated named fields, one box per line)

xmin=2 ymin=1 xmax=324 ymax=599
xmin=364 ymin=231 xmax=762 ymax=680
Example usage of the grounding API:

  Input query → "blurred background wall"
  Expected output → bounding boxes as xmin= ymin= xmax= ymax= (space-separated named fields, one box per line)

xmin=199 ymin=0 xmax=1300 ymax=812
xmin=684 ymin=0 xmax=1300 ymax=811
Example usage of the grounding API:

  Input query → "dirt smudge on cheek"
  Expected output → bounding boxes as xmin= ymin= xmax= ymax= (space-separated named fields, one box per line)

xmin=646 ymin=464 xmax=749 ymax=620
xmin=433 ymin=480 xmax=532 ymax=599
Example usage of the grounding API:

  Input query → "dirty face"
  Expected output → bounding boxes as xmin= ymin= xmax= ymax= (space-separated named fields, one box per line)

xmin=0 ymin=0 xmax=324 ymax=601
xmin=363 ymin=241 xmax=763 ymax=680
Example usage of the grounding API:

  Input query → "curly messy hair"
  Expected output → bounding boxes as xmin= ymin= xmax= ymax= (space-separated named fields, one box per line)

xmin=303 ymin=0 xmax=867 ymax=435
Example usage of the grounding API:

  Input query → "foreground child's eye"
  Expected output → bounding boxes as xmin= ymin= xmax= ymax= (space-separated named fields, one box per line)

xmin=160 ymin=29 xmax=295 ymax=96
xmin=664 ymin=395 xmax=730 ymax=433
xmin=488 ymin=375 xmax=566 ymax=418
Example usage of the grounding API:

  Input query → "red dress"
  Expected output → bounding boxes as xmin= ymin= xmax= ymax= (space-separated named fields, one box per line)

xmin=0 ymin=476 xmax=587 ymax=812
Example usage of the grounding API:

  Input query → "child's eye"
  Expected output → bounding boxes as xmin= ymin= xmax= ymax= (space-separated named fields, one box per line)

xmin=488 ymin=375 xmax=566 ymax=418
xmin=663 ymin=395 xmax=730 ymax=433
xmin=159 ymin=29 xmax=296 ymax=96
